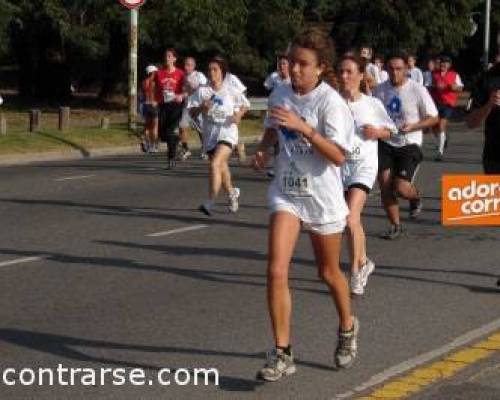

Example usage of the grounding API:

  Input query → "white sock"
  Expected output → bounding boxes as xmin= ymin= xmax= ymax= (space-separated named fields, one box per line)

xmin=438 ymin=132 xmax=446 ymax=154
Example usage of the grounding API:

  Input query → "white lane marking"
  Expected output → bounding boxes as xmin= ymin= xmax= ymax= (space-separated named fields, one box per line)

xmin=54 ymin=175 xmax=95 ymax=182
xmin=146 ymin=224 xmax=208 ymax=238
xmin=333 ymin=317 xmax=500 ymax=399
xmin=0 ymin=256 xmax=45 ymax=268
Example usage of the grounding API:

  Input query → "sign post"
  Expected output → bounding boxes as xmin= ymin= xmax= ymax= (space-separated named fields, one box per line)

xmin=119 ymin=0 xmax=145 ymax=131
xmin=483 ymin=0 xmax=491 ymax=70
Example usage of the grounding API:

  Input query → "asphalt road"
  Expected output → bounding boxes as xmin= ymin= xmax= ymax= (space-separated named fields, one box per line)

xmin=0 ymin=122 xmax=499 ymax=399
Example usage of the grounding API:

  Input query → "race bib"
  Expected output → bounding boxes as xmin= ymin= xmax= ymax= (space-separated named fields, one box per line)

xmin=347 ymin=145 xmax=362 ymax=161
xmin=280 ymin=161 xmax=312 ymax=197
xmin=163 ymin=90 xmax=175 ymax=103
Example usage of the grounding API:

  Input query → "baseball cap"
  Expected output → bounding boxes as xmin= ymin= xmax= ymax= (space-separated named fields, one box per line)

xmin=146 ymin=65 xmax=158 ymax=74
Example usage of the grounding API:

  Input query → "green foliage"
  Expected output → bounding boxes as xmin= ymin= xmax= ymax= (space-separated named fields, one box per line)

xmin=0 ymin=0 xmax=497 ymax=97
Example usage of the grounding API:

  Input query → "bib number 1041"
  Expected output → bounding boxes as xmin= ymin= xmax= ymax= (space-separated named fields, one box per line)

xmin=282 ymin=175 xmax=312 ymax=197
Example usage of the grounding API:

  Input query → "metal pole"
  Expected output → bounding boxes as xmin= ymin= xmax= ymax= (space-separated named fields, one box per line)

xmin=128 ymin=8 xmax=138 ymax=130
xmin=484 ymin=0 xmax=491 ymax=70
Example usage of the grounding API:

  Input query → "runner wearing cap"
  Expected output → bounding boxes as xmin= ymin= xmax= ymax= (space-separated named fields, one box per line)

xmin=142 ymin=65 xmax=159 ymax=153
xmin=253 ymin=28 xmax=359 ymax=381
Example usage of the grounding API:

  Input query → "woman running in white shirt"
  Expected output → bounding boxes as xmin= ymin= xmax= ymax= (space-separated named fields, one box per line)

xmin=338 ymin=55 xmax=397 ymax=296
xmin=189 ymin=56 xmax=249 ymax=216
xmin=253 ymin=28 xmax=358 ymax=381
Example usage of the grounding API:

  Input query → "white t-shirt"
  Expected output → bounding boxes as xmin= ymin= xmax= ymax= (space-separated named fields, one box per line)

xmin=264 ymin=72 xmax=291 ymax=92
xmin=366 ymin=63 xmax=382 ymax=84
xmin=264 ymin=82 xmax=355 ymax=224
xmin=184 ymin=71 xmax=208 ymax=94
xmin=373 ymin=79 xmax=438 ymax=147
xmin=188 ymin=85 xmax=250 ymax=151
xmin=345 ymin=94 xmax=397 ymax=164
xmin=224 ymin=73 xmax=246 ymax=94
xmin=408 ymin=67 xmax=424 ymax=86
xmin=423 ymin=70 xmax=433 ymax=88
xmin=380 ymin=70 xmax=389 ymax=83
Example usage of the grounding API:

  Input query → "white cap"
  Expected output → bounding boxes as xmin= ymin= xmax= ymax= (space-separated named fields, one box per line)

xmin=146 ymin=65 xmax=158 ymax=74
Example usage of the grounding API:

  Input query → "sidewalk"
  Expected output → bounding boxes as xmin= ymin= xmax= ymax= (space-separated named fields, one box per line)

xmin=0 ymin=135 xmax=261 ymax=167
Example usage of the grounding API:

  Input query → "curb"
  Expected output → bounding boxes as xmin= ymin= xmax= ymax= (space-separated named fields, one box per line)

xmin=0 ymin=135 xmax=262 ymax=167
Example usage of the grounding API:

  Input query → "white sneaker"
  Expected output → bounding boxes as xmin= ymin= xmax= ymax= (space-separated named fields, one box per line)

xmin=181 ymin=150 xmax=192 ymax=160
xmin=360 ymin=258 xmax=375 ymax=288
xmin=350 ymin=271 xmax=364 ymax=295
xmin=229 ymin=188 xmax=240 ymax=213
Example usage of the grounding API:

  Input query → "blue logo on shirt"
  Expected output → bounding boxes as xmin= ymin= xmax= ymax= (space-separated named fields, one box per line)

xmin=280 ymin=127 xmax=299 ymax=141
xmin=388 ymin=96 xmax=402 ymax=114
xmin=212 ymin=96 xmax=223 ymax=106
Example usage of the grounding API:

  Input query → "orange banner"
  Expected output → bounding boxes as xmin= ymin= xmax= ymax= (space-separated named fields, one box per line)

xmin=442 ymin=175 xmax=500 ymax=226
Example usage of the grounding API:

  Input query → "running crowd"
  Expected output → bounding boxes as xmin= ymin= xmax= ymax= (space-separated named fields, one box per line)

xmin=140 ymin=29 xmax=500 ymax=381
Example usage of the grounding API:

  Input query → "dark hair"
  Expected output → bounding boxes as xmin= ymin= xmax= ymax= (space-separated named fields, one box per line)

xmin=373 ymin=54 xmax=385 ymax=63
xmin=208 ymin=56 xmax=229 ymax=78
xmin=386 ymin=50 xmax=409 ymax=64
xmin=277 ymin=53 xmax=288 ymax=61
xmin=337 ymin=55 xmax=370 ymax=94
xmin=165 ymin=48 xmax=178 ymax=58
xmin=291 ymin=28 xmax=336 ymax=86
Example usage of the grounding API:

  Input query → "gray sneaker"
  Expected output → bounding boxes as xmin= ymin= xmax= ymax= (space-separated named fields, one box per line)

xmin=381 ymin=224 xmax=403 ymax=240
xmin=229 ymin=187 xmax=240 ymax=213
xmin=257 ymin=348 xmax=296 ymax=382
xmin=335 ymin=317 xmax=359 ymax=369
xmin=360 ymin=258 xmax=375 ymax=288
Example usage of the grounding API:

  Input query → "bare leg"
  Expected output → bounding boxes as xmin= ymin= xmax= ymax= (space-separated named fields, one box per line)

xmin=267 ymin=212 xmax=301 ymax=347
xmin=346 ymin=188 xmax=368 ymax=273
xmin=310 ymin=231 xmax=353 ymax=331
xmin=378 ymin=169 xmax=400 ymax=226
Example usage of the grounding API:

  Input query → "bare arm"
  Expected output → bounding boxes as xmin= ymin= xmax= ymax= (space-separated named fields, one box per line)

xmin=253 ymin=128 xmax=278 ymax=170
xmin=466 ymin=90 xmax=499 ymax=128
xmin=401 ymin=115 xmax=439 ymax=134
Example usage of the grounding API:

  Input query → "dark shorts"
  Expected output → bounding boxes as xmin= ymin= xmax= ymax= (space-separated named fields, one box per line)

xmin=437 ymin=104 xmax=455 ymax=120
xmin=378 ymin=141 xmax=423 ymax=183
xmin=143 ymin=104 xmax=158 ymax=120
xmin=206 ymin=141 xmax=234 ymax=156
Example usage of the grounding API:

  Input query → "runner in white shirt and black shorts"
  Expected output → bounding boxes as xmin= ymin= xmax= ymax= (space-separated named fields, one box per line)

xmin=253 ymin=28 xmax=359 ymax=382
xmin=373 ymin=51 xmax=439 ymax=240
xmin=338 ymin=55 xmax=397 ymax=295
xmin=188 ymin=56 xmax=249 ymax=216
xmin=179 ymin=57 xmax=208 ymax=160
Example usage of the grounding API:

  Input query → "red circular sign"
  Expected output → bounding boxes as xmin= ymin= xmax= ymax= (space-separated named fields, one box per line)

xmin=119 ymin=0 xmax=145 ymax=9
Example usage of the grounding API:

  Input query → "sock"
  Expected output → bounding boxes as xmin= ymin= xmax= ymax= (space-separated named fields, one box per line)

xmin=438 ymin=132 xmax=446 ymax=154
xmin=276 ymin=345 xmax=292 ymax=356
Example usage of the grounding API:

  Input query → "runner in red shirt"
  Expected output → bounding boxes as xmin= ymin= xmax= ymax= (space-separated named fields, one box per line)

xmin=155 ymin=48 xmax=186 ymax=168
xmin=431 ymin=56 xmax=464 ymax=161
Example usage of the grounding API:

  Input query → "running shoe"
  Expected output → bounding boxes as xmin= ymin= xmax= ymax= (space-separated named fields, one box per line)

xmin=229 ymin=188 xmax=240 ymax=213
xmin=266 ymin=169 xmax=275 ymax=178
xmin=257 ymin=348 xmax=296 ymax=382
xmin=200 ymin=152 xmax=208 ymax=160
xmin=181 ymin=150 xmax=192 ymax=161
xmin=360 ymin=258 xmax=375 ymax=288
xmin=335 ymin=316 xmax=359 ymax=369
xmin=409 ymin=198 xmax=423 ymax=219
xmin=381 ymin=224 xmax=403 ymax=240
xmin=166 ymin=159 xmax=176 ymax=170
xmin=350 ymin=271 xmax=364 ymax=295
xmin=198 ymin=203 xmax=212 ymax=216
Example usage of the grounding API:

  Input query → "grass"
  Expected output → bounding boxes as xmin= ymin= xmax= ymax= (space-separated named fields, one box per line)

xmin=0 ymin=106 xmax=263 ymax=155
